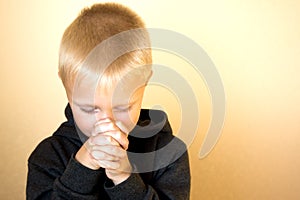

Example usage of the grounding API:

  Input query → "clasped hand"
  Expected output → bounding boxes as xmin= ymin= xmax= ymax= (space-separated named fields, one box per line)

xmin=76 ymin=118 xmax=132 ymax=185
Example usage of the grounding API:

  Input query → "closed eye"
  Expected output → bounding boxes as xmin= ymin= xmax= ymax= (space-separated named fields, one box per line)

xmin=80 ymin=107 xmax=99 ymax=114
xmin=113 ymin=106 xmax=132 ymax=112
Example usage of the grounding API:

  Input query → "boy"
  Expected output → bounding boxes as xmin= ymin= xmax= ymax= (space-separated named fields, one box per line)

xmin=26 ymin=3 xmax=190 ymax=199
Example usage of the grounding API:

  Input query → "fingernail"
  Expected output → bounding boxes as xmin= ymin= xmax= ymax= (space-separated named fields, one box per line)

xmin=95 ymin=118 xmax=112 ymax=126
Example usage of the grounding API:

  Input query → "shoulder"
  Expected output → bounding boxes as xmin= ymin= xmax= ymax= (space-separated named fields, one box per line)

xmin=136 ymin=109 xmax=185 ymax=148
xmin=128 ymin=109 xmax=188 ymax=171
xmin=128 ymin=109 xmax=173 ymax=151
xmin=28 ymin=129 xmax=81 ymax=169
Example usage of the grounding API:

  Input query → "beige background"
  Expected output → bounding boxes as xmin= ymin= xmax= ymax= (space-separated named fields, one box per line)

xmin=1 ymin=0 xmax=300 ymax=199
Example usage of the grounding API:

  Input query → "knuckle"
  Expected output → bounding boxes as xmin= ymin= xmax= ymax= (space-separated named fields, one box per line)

xmin=109 ymin=122 xmax=115 ymax=129
xmin=110 ymin=146 xmax=118 ymax=154
xmin=106 ymin=135 xmax=112 ymax=143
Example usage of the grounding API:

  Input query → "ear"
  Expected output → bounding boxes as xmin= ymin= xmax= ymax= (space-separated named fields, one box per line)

xmin=145 ymin=70 xmax=153 ymax=84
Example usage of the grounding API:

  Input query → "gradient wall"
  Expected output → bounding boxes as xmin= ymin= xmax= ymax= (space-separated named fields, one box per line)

xmin=1 ymin=0 xmax=300 ymax=199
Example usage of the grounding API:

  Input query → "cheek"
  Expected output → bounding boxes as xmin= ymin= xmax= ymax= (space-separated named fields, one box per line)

xmin=114 ymin=108 xmax=140 ymax=133
xmin=73 ymin=111 xmax=97 ymax=137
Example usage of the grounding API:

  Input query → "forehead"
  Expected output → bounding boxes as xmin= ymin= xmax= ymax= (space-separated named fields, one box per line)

xmin=71 ymin=73 xmax=145 ymax=106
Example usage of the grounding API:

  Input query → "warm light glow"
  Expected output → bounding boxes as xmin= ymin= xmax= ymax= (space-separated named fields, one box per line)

xmin=1 ymin=0 xmax=300 ymax=199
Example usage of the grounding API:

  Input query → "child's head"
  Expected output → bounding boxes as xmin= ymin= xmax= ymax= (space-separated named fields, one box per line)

xmin=58 ymin=3 xmax=152 ymax=136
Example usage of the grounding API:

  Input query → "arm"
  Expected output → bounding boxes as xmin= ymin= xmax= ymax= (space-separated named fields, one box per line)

xmin=104 ymin=151 xmax=191 ymax=200
xmin=26 ymin=139 xmax=107 ymax=200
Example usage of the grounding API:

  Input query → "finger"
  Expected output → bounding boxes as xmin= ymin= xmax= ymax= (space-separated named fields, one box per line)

xmin=95 ymin=118 xmax=112 ymax=125
xmin=91 ymin=150 xmax=119 ymax=161
xmin=94 ymin=121 xmax=116 ymax=134
xmin=97 ymin=160 xmax=120 ymax=170
xmin=83 ymin=139 xmax=94 ymax=154
xmin=90 ymin=134 xmax=119 ymax=146
xmin=94 ymin=120 xmax=129 ymax=135
xmin=102 ymin=131 xmax=129 ymax=150
xmin=92 ymin=145 xmax=127 ymax=158
xmin=91 ymin=118 xmax=113 ymax=136
xmin=93 ymin=120 xmax=129 ymax=149
xmin=107 ymin=166 xmax=132 ymax=174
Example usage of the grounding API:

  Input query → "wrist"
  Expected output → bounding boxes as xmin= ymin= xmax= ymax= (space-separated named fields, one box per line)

xmin=112 ymin=172 xmax=131 ymax=185
xmin=75 ymin=145 xmax=100 ymax=170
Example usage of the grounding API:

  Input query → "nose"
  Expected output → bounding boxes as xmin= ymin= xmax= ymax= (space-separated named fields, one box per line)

xmin=95 ymin=109 xmax=114 ymax=121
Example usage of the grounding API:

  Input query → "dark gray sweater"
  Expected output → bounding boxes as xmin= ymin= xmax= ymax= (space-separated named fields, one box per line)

xmin=26 ymin=104 xmax=190 ymax=199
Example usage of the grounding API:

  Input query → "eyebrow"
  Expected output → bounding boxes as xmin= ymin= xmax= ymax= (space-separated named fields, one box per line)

xmin=73 ymin=99 xmax=138 ymax=109
xmin=73 ymin=102 xmax=95 ymax=108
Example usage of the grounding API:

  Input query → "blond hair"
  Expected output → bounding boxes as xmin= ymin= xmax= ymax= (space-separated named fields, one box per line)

xmin=58 ymin=3 xmax=152 ymax=94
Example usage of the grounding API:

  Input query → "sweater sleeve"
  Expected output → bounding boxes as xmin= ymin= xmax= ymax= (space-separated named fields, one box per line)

xmin=104 ymin=151 xmax=190 ymax=200
xmin=26 ymin=138 xmax=107 ymax=200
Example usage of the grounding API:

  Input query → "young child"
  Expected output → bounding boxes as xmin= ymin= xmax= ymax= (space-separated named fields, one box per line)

xmin=26 ymin=3 xmax=190 ymax=199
